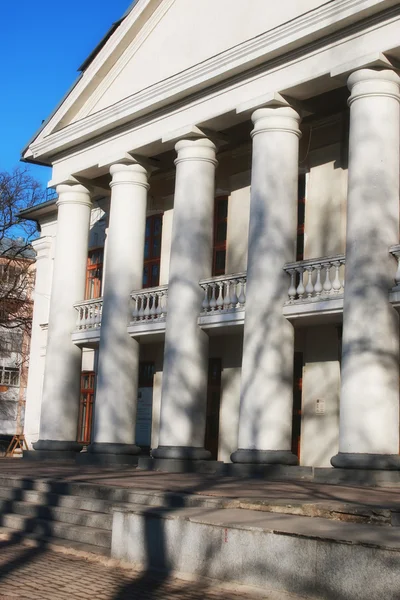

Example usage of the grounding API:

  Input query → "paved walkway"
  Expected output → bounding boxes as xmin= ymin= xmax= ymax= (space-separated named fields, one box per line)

xmin=0 ymin=537 xmax=306 ymax=600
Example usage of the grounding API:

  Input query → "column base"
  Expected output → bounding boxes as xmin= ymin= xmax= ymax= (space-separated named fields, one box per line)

xmin=331 ymin=452 xmax=400 ymax=470
xmin=151 ymin=446 xmax=212 ymax=460
xmin=27 ymin=440 xmax=83 ymax=461
xmin=230 ymin=449 xmax=299 ymax=466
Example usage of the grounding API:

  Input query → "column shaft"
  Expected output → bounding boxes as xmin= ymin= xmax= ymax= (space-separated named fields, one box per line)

xmin=34 ymin=184 xmax=92 ymax=453
xmin=332 ymin=69 xmax=400 ymax=470
xmin=23 ymin=237 xmax=52 ymax=448
xmin=153 ymin=138 xmax=217 ymax=460
xmin=232 ymin=107 xmax=301 ymax=465
xmin=89 ymin=162 xmax=149 ymax=456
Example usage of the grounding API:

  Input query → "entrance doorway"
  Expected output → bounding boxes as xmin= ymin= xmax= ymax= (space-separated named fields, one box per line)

xmin=77 ymin=371 xmax=95 ymax=444
xmin=291 ymin=353 xmax=303 ymax=459
xmin=136 ymin=362 xmax=155 ymax=452
xmin=204 ymin=358 xmax=222 ymax=460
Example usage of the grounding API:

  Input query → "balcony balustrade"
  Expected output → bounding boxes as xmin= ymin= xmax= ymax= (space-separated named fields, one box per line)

xmin=199 ymin=273 xmax=247 ymax=314
xmin=74 ymin=298 xmax=103 ymax=331
xmin=198 ymin=273 xmax=246 ymax=329
xmin=284 ymin=255 xmax=345 ymax=304
xmin=131 ymin=285 xmax=168 ymax=323
xmin=72 ymin=298 xmax=103 ymax=345
xmin=128 ymin=285 xmax=168 ymax=338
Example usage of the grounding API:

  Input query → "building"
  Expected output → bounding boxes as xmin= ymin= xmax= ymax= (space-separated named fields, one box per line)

xmin=20 ymin=0 xmax=400 ymax=471
xmin=0 ymin=242 xmax=34 ymax=452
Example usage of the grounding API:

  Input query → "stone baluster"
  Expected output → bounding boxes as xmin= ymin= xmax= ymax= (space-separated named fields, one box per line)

xmin=296 ymin=267 xmax=305 ymax=299
xmin=393 ymin=251 xmax=400 ymax=287
xmin=209 ymin=283 xmax=217 ymax=311
xmin=223 ymin=281 xmax=231 ymax=311
xmin=238 ymin=278 xmax=246 ymax=307
xmin=314 ymin=265 xmax=323 ymax=297
xmin=288 ymin=270 xmax=297 ymax=302
xmin=305 ymin=266 xmax=314 ymax=298
xmin=323 ymin=264 xmax=332 ymax=294
xmin=230 ymin=279 xmax=238 ymax=309
xmin=131 ymin=296 xmax=139 ymax=321
xmin=144 ymin=293 xmax=151 ymax=320
xmin=216 ymin=282 xmax=224 ymax=311
xmin=138 ymin=296 xmax=145 ymax=320
xmin=332 ymin=261 xmax=342 ymax=293
xmin=202 ymin=285 xmax=210 ymax=313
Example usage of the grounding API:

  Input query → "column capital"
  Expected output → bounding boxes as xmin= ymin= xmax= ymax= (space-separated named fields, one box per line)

xmin=251 ymin=106 xmax=301 ymax=139
xmin=32 ymin=236 xmax=52 ymax=259
xmin=347 ymin=69 xmax=400 ymax=106
xmin=174 ymin=137 xmax=218 ymax=167
xmin=55 ymin=183 xmax=92 ymax=208
xmin=109 ymin=162 xmax=150 ymax=190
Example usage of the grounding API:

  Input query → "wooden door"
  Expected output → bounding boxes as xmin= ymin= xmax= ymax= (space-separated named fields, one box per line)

xmin=204 ymin=358 xmax=222 ymax=460
xmin=77 ymin=371 xmax=95 ymax=444
xmin=291 ymin=353 xmax=303 ymax=459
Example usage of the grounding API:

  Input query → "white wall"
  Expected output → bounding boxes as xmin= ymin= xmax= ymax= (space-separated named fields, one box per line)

xmin=300 ymin=325 xmax=340 ymax=468
xmin=304 ymin=142 xmax=348 ymax=259
xmin=209 ymin=334 xmax=243 ymax=463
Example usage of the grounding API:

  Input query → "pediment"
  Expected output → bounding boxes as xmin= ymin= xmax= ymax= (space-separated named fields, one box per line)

xmin=77 ymin=0 xmax=328 ymax=122
xmin=25 ymin=0 xmax=329 ymax=157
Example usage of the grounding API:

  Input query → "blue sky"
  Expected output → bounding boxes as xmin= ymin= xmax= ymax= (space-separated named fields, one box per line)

xmin=1 ymin=0 xmax=131 ymax=188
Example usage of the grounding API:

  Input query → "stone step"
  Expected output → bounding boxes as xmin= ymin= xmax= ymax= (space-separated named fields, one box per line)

xmin=0 ymin=486 xmax=120 ymax=514
xmin=1 ymin=512 xmax=112 ymax=548
xmin=112 ymin=504 xmax=400 ymax=600
xmin=0 ymin=498 xmax=113 ymax=530
xmin=0 ymin=476 xmax=227 ymax=509
xmin=0 ymin=526 xmax=110 ymax=556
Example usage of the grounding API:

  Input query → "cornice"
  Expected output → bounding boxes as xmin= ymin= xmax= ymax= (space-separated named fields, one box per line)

xmin=29 ymin=0 xmax=400 ymax=160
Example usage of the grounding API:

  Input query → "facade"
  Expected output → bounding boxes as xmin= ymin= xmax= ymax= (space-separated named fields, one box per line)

xmin=21 ymin=0 xmax=400 ymax=470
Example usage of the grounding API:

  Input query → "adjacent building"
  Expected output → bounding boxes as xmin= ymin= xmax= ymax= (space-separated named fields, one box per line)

xmin=20 ymin=0 xmax=400 ymax=470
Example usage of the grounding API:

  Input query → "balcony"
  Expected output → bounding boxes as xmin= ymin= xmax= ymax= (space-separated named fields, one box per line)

xmin=72 ymin=298 xmax=103 ymax=346
xmin=127 ymin=285 xmax=168 ymax=339
xmin=198 ymin=272 xmax=247 ymax=331
xmin=283 ymin=255 xmax=345 ymax=324
xmin=70 ymin=249 xmax=400 ymax=346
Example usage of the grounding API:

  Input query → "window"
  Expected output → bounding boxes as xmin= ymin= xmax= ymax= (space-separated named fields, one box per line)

xmin=77 ymin=371 xmax=95 ymax=444
xmin=212 ymin=197 xmax=228 ymax=276
xmin=143 ymin=215 xmax=162 ymax=289
xmin=0 ymin=367 xmax=20 ymax=387
xmin=85 ymin=248 xmax=103 ymax=300
xmin=296 ymin=174 xmax=306 ymax=261
xmin=1 ymin=333 xmax=22 ymax=354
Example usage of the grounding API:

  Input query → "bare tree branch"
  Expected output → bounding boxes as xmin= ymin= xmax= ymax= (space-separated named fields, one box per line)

xmin=0 ymin=167 xmax=46 ymax=335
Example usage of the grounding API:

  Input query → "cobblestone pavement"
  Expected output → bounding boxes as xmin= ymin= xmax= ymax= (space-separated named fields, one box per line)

xmin=0 ymin=538 xmax=306 ymax=600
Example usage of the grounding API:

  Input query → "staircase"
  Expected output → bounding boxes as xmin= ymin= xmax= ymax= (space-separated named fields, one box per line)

xmin=0 ymin=474 xmax=226 ymax=555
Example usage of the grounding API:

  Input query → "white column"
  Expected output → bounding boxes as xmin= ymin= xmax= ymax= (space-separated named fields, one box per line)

xmin=153 ymin=138 xmax=217 ymax=460
xmin=332 ymin=69 xmax=400 ymax=470
xmin=34 ymin=184 xmax=92 ymax=454
xmin=89 ymin=161 xmax=149 ymax=456
xmin=231 ymin=107 xmax=301 ymax=465
xmin=23 ymin=236 xmax=52 ymax=448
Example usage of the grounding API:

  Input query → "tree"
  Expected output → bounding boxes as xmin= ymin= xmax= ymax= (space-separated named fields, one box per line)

xmin=0 ymin=167 xmax=45 ymax=337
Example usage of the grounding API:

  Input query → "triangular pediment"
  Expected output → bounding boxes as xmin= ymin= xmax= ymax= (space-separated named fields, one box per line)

xmin=24 ymin=0 xmax=332 ymax=159
xmin=77 ymin=0 xmax=328 ymax=122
